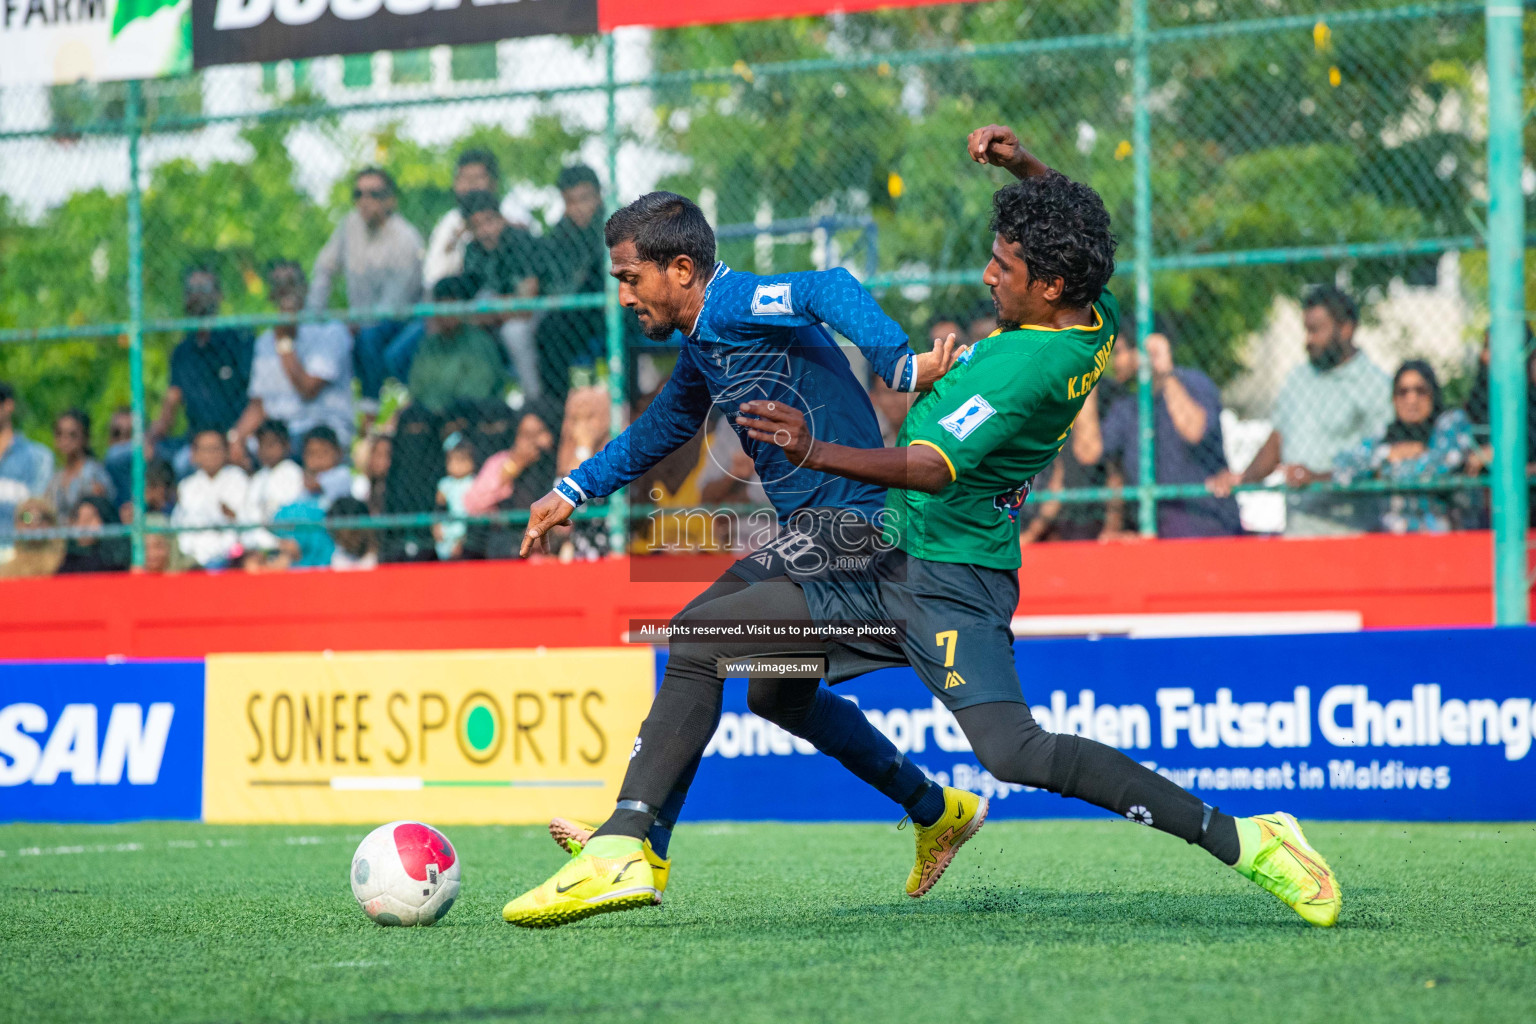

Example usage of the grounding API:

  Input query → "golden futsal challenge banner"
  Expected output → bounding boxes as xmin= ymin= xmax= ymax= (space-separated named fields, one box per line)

xmin=203 ymin=648 xmax=653 ymax=824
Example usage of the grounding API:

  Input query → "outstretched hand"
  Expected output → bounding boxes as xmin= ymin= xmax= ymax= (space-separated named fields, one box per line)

xmin=520 ymin=491 xmax=576 ymax=557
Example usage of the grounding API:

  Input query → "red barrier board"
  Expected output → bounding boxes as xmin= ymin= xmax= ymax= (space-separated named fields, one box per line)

xmin=599 ymin=0 xmax=985 ymax=31
xmin=0 ymin=532 xmax=1522 ymax=660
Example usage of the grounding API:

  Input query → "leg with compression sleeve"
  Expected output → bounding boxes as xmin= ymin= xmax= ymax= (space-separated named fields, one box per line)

xmin=953 ymin=702 xmax=1238 ymax=862
xmin=592 ymin=578 xmax=826 ymax=842
xmin=747 ymin=678 xmax=944 ymax=826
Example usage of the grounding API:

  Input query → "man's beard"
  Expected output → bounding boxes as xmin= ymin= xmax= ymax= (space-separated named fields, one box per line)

xmin=1309 ymin=332 xmax=1348 ymax=371
xmin=641 ymin=319 xmax=677 ymax=341
xmin=992 ymin=293 xmax=1021 ymax=333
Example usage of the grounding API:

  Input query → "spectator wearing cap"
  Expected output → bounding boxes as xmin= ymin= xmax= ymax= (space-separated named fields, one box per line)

xmin=171 ymin=429 xmax=248 ymax=568
xmin=146 ymin=265 xmax=253 ymax=471
xmin=423 ymin=149 xmax=536 ymax=291
xmin=0 ymin=380 xmax=55 ymax=542
xmin=308 ymin=167 xmax=425 ymax=410
xmin=532 ymin=165 xmax=607 ymax=403
xmin=1088 ymin=330 xmax=1241 ymax=538
xmin=46 ymin=408 xmax=114 ymax=513
xmin=408 ymin=276 xmax=513 ymax=414
xmin=1333 ymin=360 xmax=1476 ymax=534
xmin=231 ymin=260 xmax=357 ymax=456
xmin=1209 ymin=285 xmax=1391 ymax=534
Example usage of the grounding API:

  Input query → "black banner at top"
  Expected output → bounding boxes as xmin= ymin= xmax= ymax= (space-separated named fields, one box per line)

xmin=191 ymin=0 xmax=599 ymax=68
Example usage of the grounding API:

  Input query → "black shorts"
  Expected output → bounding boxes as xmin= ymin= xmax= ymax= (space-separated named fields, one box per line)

xmin=724 ymin=506 xmax=884 ymax=586
xmin=801 ymin=546 xmax=1024 ymax=712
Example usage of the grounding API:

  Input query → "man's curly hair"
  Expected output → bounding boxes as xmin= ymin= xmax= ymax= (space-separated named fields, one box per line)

xmin=990 ymin=172 xmax=1117 ymax=309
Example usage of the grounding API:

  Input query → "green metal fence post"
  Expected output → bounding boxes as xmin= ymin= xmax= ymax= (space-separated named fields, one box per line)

xmin=126 ymin=79 xmax=148 ymax=570
xmin=1485 ymin=1 xmax=1528 ymax=624
xmin=1132 ymin=0 xmax=1156 ymax=537
xmin=603 ymin=33 xmax=629 ymax=556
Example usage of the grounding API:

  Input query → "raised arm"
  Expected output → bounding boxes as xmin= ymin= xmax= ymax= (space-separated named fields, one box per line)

xmin=781 ymin=267 xmax=958 ymax=391
xmin=967 ymin=124 xmax=1053 ymax=180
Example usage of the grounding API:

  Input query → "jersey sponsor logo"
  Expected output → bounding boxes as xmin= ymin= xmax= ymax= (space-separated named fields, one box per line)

xmin=751 ymin=551 xmax=775 ymax=568
xmin=944 ymin=671 xmax=967 ymax=690
xmin=992 ymin=479 xmax=1034 ymax=521
xmin=938 ymin=395 xmax=996 ymax=441
xmin=750 ymin=283 xmax=793 ymax=316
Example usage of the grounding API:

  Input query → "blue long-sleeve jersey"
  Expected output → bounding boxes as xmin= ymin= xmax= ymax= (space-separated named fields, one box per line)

xmin=556 ymin=264 xmax=916 ymax=520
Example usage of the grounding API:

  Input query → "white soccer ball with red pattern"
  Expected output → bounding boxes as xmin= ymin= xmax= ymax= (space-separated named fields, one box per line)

xmin=350 ymin=821 xmax=461 ymax=927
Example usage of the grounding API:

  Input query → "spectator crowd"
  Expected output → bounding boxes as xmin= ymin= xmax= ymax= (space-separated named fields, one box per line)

xmin=1 ymin=186 xmax=1531 ymax=582
xmin=0 ymin=151 xmax=617 ymax=578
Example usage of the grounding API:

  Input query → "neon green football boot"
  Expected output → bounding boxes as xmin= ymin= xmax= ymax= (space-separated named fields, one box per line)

xmin=1234 ymin=812 xmax=1342 ymax=927
xmin=549 ymin=817 xmax=670 ymax=902
xmin=905 ymin=787 xmax=989 ymax=897
xmin=502 ymin=835 xmax=658 ymax=928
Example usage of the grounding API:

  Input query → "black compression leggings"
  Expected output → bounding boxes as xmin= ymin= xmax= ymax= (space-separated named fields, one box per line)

xmin=952 ymin=701 xmax=1208 ymax=843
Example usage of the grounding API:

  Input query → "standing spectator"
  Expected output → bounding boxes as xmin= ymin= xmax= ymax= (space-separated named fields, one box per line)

xmin=1334 ymin=360 xmax=1476 ymax=534
xmin=171 ymin=429 xmax=248 ymax=568
xmin=407 ymin=275 xmax=513 ymax=413
xmin=146 ymin=266 xmax=253 ymax=468
xmin=232 ymin=260 xmax=357 ymax=454
xmin=532 ymin=165 xmax=607 ymax=403
xmin=1209 ymin=286 xmax=1391 ymax=534
xmin=46 ymin=408 xmax=114 ymax=513
xmin=434 ymin=438 xmax=478 ymax=561
xmin=308 ymin=167 xmax=426 ymax=410
xmin=0 ymin=498 xmax=65 ymax=578
xmin=0 ymin=380 xmax=55 ymax=541
xmin=58 ymin=495 xmax=130 ymax=575
xmin=300 ymin=426 xmax=353 ymax=509
xmin=423 ymin=150 xmax=535 ymax=291
xmin=239 ymin=420 xmax=305 ymax=548
xmin=1093 ymin=331 xmax=1241 ymax=538
xmin=456 ymin=190 xmax=542 ymax=394
xmin=326 ymin=496 xmax=379 ymax=571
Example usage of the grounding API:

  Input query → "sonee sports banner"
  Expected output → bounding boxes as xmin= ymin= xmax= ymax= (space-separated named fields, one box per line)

xmin=189 ymin=0 xmax=985 ymax=68
xmin=202 ymin=648 xmax=652 ymax=825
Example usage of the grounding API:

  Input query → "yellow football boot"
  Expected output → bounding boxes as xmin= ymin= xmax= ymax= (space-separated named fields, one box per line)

xmin=905 ymin=787 xmax=988 ymax=897
xmin=502 ymin=837 xmax=658 ymax=928
xmin=549 ymin=817 xmax=670 ymax=902
xmin=1234 ymin=812 xmax=1342 ymax=927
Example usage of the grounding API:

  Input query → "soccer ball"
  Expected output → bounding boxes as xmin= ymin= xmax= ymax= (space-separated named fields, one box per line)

xmin=350 ymin=821 xmax=461 ymax=927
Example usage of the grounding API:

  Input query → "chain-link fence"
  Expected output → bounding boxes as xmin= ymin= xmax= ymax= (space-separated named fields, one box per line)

xmin=0 ymin=2 xmax=1529 ymax=601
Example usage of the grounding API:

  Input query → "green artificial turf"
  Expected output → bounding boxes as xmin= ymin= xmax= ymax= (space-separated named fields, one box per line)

xmin=3 ymin=819 xmax=1532 ymax=1024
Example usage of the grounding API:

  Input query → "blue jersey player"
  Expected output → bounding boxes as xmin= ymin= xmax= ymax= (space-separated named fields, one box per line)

xmin=505 ymin=192 xmax=973 ymax=926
